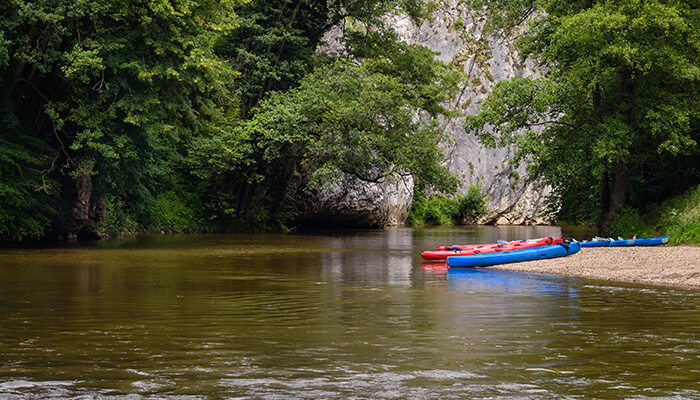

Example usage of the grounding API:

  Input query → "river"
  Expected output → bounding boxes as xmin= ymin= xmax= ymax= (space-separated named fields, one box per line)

xmin=1 ymin=226 xmax=699 ymax=399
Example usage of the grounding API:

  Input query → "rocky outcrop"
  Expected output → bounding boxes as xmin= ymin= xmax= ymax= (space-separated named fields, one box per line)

xmin=394 ymin=1 xmax=552 ymax=225
xmin=290 ymin=1 xmax=552 ymax=228
xmin=286 ymin=168 xmax=413 ymax=229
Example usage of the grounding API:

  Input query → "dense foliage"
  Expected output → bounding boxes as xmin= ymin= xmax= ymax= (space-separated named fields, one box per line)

xmin=407 ymin=184 xmax=488 ymax=226
xmin=0 ymin=0 xmax=460 ymax=241
xmin=466 ymin=0 xmax=700 ymax=235
xmin=1 ymin=0 xmax=241 ymax=240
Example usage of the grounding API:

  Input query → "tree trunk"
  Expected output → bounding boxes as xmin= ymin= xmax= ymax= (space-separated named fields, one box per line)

xmin=597 ymin=162 xmax=629 ymax=236
xmin=597 ymin=167 xmax=611 ymax=236
xmin=609 ymin=161 xmax=629 ymax=212
xmin=61 ymin=172 xmax=104 ymax=240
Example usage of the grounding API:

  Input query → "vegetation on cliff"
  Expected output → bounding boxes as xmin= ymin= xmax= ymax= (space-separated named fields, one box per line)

xmin=0 ymin=0 xmax=458 ymax=241
xmin=466 ymin=0 xmax=700 ymax=236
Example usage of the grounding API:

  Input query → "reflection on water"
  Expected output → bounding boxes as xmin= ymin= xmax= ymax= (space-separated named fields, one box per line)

xmin=1 ymin=227 xmax=699 ymax=399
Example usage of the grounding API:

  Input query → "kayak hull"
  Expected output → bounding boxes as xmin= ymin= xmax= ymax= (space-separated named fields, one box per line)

xmin=641 ymin=236 xmax=669 ymax=246
xmin=609 ymin=238 xmax=636 ymax=247
xmin=447 ymin=241 xmax=581 ymax=268
xmin=580 ymin=240 xmax=610 ymax=247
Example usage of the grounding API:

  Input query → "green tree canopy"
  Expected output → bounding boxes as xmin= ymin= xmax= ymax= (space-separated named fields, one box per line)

xmin=0 ymin=0 xmax=242 ymax=240
xmin=1 ymin=0 xmax=463 ymax=239
xmin=465 ymin=0 xmax=700 ymax=234
xmin=249 ymin=58 xmax=459 ymax=191
xmin=187 ymin=43 xmax=461 ymax=230
xmin=216 ymin=0 xmax=428 ymax=118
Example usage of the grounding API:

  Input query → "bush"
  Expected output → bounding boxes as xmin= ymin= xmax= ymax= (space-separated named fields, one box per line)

xmin=455 ymin=183 xmax=488 ymax=224
xmin=407 ymin=194 xmax=454 ymax=226
xmin=609 ymin=208 xmax=656 ymax=239
xmin=407 ymin=184 xmax=488 ymax=226
xmin=153 ymin=192 xmax=201 ymax=233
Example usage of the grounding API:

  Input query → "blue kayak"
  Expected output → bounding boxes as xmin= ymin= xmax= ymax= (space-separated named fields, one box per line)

xmin=609 ymin=238 xmax=636 ymax=247
xmin=580 ymin=236 xmax=668 ymax=247
xmin=636 ymin=236 xmax=669 ymax=246
xmin=447 ymin=241 xmax=581 ymax=268
xmin=580 ymin=239 xmax=610 ymax=247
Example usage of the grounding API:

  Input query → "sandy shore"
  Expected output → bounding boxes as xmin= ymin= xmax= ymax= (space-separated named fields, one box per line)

xmin=491 ymin=246 xmax=700 ymax=289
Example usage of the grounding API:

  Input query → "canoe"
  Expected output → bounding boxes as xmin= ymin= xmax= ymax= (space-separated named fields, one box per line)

xmin=435 ymin=237 xmax=562 ymax=251
xmin=422 ymin=237 xmax=564 ymax=261
xmin=446 ymin=241 xmax=581 ymax=268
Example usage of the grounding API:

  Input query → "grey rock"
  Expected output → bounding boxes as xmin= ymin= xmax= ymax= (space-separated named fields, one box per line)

xmin=286 ymin=169 xmax=414 ymax=229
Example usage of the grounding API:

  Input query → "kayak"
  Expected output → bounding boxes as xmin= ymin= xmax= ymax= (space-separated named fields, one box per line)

xmin=447 ymin=241 xmax=581 ymax=268
xmin=579 ymin=236 xmax=668 ymax=247
xmin=637 ymin=236 xmax=669 ymax=246
xmin=609 ymin=238 xmax=636 ymax=247
xmin=422 ymin=237 xmax=564 ymax=261
xmin=435 ymin=237 xmax=562 ymax=251
xmin=580 ymin=239 xmax=610 ymax=247
xmin=631 ymin=238 xmax=651 ymax=246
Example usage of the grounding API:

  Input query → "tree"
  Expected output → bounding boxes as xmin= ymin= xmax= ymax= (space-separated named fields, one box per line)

xmin=1 ymin=0 xmax=462 ymax=239
xmin=0 ymin=123 xmax=61 ymax=241
xmin=465 ymin=0 xmax=700 ymax=234
xmin=216 ymin=0 xmax=427 ymax=118
xmin=0 ymin=0 xmax=241 ymax=239
xmin=249 ymin=58 xmax=459 ymax=189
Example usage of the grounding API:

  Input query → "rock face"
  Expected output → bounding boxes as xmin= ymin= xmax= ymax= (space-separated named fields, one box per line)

xmin=395 ymin=1 xmax=553 ymax=225
xmin=286 ymin=169 xmax=414 ymax=229
xmin=288 ymin=1 xmax=552 ymax=228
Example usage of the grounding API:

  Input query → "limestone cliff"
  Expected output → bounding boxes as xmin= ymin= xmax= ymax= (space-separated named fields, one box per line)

xmin=287 ymin=1 xmax=552 ymax=227
xmin=396 ymin=1 xmax=552 ymax=225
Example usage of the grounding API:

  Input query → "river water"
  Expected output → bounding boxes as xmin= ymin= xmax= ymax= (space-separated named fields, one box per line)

xmin=1 ymin=226 xmax=699 ymax=399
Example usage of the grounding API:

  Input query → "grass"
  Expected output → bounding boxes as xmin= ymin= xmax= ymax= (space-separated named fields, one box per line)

xmin=611 ymin=185 xmax=700 ymax=245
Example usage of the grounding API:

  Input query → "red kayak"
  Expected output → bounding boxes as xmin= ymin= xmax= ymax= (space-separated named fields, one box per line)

xmin=435 ymin=236 xmax=562 ymax=251
xmin=422 ymin=237 xmax=564 ymax=261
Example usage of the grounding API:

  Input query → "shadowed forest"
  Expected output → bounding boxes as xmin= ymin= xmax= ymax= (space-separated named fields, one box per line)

xmin=2 ymin=0 xmax=699 ymax=242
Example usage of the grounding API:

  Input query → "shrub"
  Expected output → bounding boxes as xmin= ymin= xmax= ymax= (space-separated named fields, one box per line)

xmin=407 ymin=184 xmax=488 ymax=226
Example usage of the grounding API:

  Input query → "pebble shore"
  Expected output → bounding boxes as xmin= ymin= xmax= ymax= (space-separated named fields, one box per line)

xmin=491 ymin=246 xmax=700 ymax=289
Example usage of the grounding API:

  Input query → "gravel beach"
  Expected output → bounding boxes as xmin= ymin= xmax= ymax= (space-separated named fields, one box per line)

xmin=491 ymin=246 xmax=700 ymax=289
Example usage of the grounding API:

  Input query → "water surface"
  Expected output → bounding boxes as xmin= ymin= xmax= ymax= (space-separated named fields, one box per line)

xmin=1 ymin=227 xmax=699 ymax=399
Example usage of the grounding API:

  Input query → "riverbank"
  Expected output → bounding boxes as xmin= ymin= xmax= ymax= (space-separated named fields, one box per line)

xmin=492 ymin=246 xmax=700 ymax=289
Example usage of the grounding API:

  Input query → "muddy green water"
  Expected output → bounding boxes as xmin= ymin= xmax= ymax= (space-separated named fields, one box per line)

xmin=1 ymin=226 xmax=699 ymax=399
